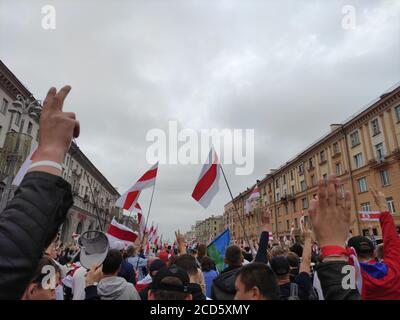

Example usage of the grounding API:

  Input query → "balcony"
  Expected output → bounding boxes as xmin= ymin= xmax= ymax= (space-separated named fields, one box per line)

xmin=307 ymin=165 xmax=315 ymax=172
xmin=332 ymin=151 xmax=341 ymax=159
xmin=369 ymin=157 xmax=388 ymax=169
xmin=280 ymin=195 xmax=288 ymax=204
xmin=393 ymin=148 xmax=400 ymax=160
xmin=287 ymin=194 xmax=296 ymax=201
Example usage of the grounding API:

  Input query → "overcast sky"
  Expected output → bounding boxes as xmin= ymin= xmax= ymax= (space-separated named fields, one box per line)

xmin=1 ymin=0 xmax=399 ymax=241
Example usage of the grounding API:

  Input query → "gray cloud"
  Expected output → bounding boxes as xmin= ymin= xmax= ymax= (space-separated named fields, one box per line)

xmin=1 ymin=0 xmax=399 ymax=241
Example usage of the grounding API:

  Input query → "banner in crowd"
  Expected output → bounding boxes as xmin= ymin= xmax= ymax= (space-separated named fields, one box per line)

xmin=359 ymin=211 xmax=381 ymax=221
xmin=207 ymin=228 xmax=230 ymax=272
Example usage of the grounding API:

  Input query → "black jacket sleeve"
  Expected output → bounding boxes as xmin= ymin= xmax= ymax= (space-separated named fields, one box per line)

xmin=315 ymin=261 xmax=360 ymax=300
xmin=85 ymin=285 xmax=100 ymax=300
xmin=255 ymin=231 xmax=269 ymax=264
xmin=0 ymin=172 xmax=73 ymax=300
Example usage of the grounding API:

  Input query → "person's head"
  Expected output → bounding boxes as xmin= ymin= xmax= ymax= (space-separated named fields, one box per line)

xmin=376 ymin=243 xmax=384 ymax=261
xmin=102 ymin=249 xmax=123 ymax=276
xmin=22 ymin=256 xmax=60 ymax=300
xmin=197 ymin=244 xmax=207 ymax=260
xmin=110 ymin=241 xmax=125 ymax=256
xmin=175 ymin=254 xmax=202 ymax=284
xmin=244 ymin=246 xmax=251 ymax=253
xmin=126 ymin=246 xmax=137 ymax=257
xmin=201 ymin=256 xmax=216 ymax=272
xmin=289 ymin=242 xmax=303 ymax=258
xmin=269 ymin=245 xmax=286 ymax=260
xmin=148 ymin=266 xmax=192 ymax=300
xmin=347 ymin=236 xmax=375 ymax=261
xmin=224 ymin=245 xmax=243 ymax=268
xmin=167 ymin=255 xmax=177 ymax=268
xmin=234 ymin=263 xmax=280 ymax=300
xmin=187 ymin=248 xmax=198 ymax=258
xmin=286 ymin=251 xmax=300 ymax=269
xmin=149 ymin=259 xmax=167 ymax=278
xmin=270 ymin=256 xmax=290 ymax=283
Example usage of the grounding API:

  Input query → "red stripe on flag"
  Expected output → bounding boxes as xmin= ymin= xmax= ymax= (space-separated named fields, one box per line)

xmin=192 ymin=163 xmax=217 ymax=201
xmin=108 ymin=224 xmax=137 ymax=242
xmin=138 ymin=168 xmax=158 ymax=182
xmin=123 ymin=190 xmax=140 ymax=210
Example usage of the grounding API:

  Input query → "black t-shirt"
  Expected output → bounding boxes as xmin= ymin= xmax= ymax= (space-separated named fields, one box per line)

xmin=279 ymin=272 xmax=311 ymax=300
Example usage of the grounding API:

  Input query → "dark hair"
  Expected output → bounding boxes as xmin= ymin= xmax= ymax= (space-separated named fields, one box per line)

xmin=201 ymin=256 xmax=215 ymax=272
xmin=150 ymin=276 xmax=191 ymax=300
xmin=236 ymin=263 xmax=280 ymax=300
xmin=102 ymin=249 xmax=122 ymax=275
xmin=197 ymin=244 xmax=207 ymax=260
xmin=29 ymin=256 xmax=60 ymax=288
xmin=225 ymin=245 xmax=242 ymax=267
xmin=126 ymin=246 xmax=136 ymax=257
xmin=175 ymin=254 xmax=198 ymax=276
xmin=290 ymin=243 xmax=303 ymax=257
xmin=286 ymin=252 xmax=300 ymax=268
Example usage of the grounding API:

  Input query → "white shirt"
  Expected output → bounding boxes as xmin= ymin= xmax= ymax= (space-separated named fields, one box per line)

xmin=72 ymin=267 xmax=87 ymax=300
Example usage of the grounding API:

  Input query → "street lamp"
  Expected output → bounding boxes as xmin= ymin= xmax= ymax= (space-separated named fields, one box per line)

xmin=0 ymin=94 xmax=42 ymax=213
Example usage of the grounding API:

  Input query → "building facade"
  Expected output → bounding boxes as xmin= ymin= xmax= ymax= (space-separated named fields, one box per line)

xmin=224 ymin=84 xmax=400 ymax=244
xmin=0 ymin=60 xmax=121 ymax=245
xmin=191 ymin=215 xmax=224 ymax=244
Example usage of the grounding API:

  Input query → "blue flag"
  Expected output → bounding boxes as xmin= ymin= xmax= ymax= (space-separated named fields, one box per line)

xmin=207 ymin=228 xmax=231 ymax=272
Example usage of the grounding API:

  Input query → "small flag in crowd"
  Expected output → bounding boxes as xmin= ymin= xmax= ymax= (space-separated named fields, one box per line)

xmin=192 ymin=147 xmax=220 ymax=209
xmin=207 ymin=228 xmax=230 ymax=272
xmin=107 ymin=217 xmax=138 ymax=248
xmin=359 ymin=211 xmax=381 ymax=221
xmin=115 ymin=162 xmax=159 ymax=211
xmin=12 ymin=147 xmax=37 ymax=186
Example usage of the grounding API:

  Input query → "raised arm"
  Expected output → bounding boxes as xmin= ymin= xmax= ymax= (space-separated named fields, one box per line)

xmin=0 ymin=86 xmax=79 ymax=299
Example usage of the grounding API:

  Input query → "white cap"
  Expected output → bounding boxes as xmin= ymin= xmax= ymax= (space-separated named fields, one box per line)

xmin=110 ymin=240 xmax=125 ymax=251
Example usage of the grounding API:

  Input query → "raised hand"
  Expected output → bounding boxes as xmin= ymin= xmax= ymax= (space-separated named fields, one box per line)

xmin=34 ymin=86 xmax=80 ymax=164
xmin=308 ymin=175 xmax=352 ymax=248
xmin=371 ymin=185 xmax=389 ymax=213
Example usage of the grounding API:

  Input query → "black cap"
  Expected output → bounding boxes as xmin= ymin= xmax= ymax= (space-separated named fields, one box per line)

xmin=270 ymin=256 xmax=290 ymax=276
xmin=347 ymin=236 xmax=374 ymax=255
xmin=150 ymin=266 xmax=190 ymax=293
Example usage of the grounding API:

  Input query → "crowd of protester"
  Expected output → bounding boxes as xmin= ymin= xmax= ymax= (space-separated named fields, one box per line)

xmin=0 ymin=85 xmax=399 ymax=300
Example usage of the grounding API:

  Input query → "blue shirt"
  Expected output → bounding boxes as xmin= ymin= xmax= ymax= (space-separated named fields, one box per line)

xmin=203 ymin=270 xmax=219 ymax=298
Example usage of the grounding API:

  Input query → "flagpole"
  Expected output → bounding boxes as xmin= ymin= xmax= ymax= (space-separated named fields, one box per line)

xmin=136 ymin=180 xmax=156 ymax=270
xmin=219 ymin=165 xmax=255 ymax=257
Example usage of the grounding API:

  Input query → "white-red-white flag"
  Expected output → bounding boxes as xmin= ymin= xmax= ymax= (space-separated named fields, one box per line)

xmin=107 ymin=218 xmax=138 ymax=248
xmin=132 ymin=203 xmax=147 ymax=235
xmin=115 ymin=162 xmax=158 ymax=211
xmin=248 ymin=185 xmax=260 ymax=201
xmin=12 ymin=147 xmax=37 ymax=186
xmin=358 ymin=211 xmax=381 ymax=221
xmin=192 ymin=148 xmax=220 ymax=209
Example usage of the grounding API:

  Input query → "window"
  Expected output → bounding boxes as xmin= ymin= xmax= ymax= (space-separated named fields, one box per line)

xmin=354 ymin=153 xmax=364 ymax=168
xmin=1 ymin=98 xmax=8 ymax=114
xmin=350 ymin=130 xmax=360 ymax=147
xmin=300 ymin=180 xmax=306 ymax=192
xmin=276 ymin=192 xmax=280 ymax=201
xmin=27 ymin=121 xmax=33 ymax=135
xmin=291 ymin=185 xmax=295 ymax=195
xmin=311 ymin=175 xmax=316 ymax=186
xmin=371 ymin=119 xmax=380 ymax=136
xmin=358 ymin=177 xmax=368 ymax=193
xmin=277 ymin=207 xmax=280 ymax=216
xmin=275 ymin=179 xmax=279 ymax=188
xmin=380 ymin=170 xmax=390 ymax=186
xmin=375 ymin=143 xmax=385 ymax=161
xmin=15 ymin=112 xmax=21 ymax=126
xmin=309 ymin=158 xmax=314 ymax=169
xmin=361 ymin=202 xmax=371 ymax=212
xmin=395 ymin=105 xmax=400 ymax=122
xmin=290 ymin=170 xmax=294 ymax=181
xmin=323 ymin=173 xmax=328 ymax=182
xmin=335 ymin=163 xmax=342 ymax=176
xmin=283 ymin=175 xmax=286 ymax=185
xmin=333 ymin=142 xmax=340 ymax=155
xmin=320 ymin=150 xmax=326 ymax=163
xmin=302 ymin=198 xmax=309 ymax=209
xmin=386 ymin=197 xmax=395 ymax=213
xmin=299 ymin=163 xmax=304 ymax=175
xmin=286 ymin=220 xmax=290 ymax=231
